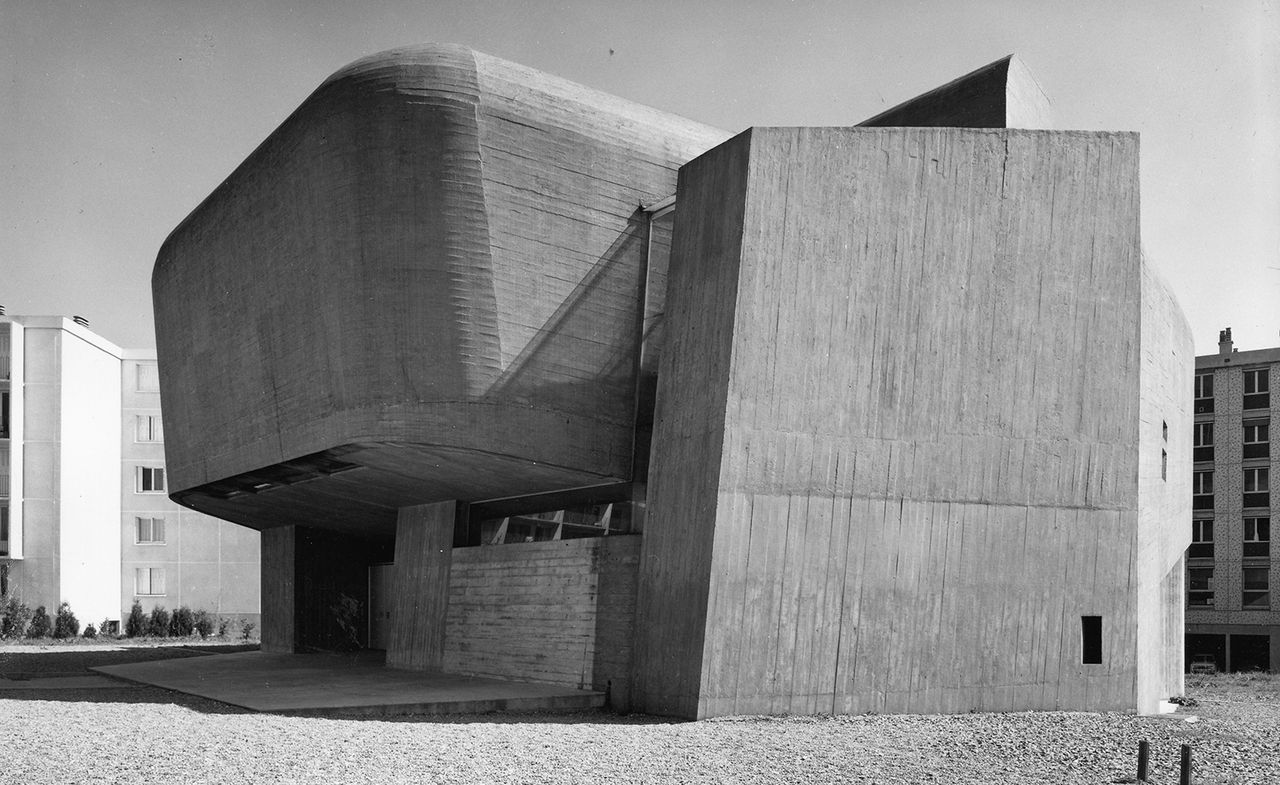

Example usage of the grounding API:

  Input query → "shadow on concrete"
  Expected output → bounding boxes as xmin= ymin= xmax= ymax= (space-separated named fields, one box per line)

xmin=483 ymin=210 xmax=649 ymax=429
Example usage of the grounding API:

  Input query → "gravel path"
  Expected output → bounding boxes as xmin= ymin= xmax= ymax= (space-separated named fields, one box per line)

xmin=1 ymin=646 xmax=1276 ymax=784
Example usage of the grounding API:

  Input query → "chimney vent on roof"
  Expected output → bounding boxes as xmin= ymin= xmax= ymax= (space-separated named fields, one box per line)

xmin=72 ymin=315 xmax=89 ymax=327
xmin=1218 ymin=327 xmax=1233 ymax=356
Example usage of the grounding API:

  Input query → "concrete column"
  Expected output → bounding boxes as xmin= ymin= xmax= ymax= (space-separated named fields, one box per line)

xmin=387 ymin=501 xmax=456 ymax=670
xmin=259 ymin=525 xmax=297 ymax=653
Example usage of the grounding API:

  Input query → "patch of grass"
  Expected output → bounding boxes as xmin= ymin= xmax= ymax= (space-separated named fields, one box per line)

xmin=0 ymin=643 xmax=260 ymax=677
xmin=1187 ymin=670 xmax=1280 ymax=694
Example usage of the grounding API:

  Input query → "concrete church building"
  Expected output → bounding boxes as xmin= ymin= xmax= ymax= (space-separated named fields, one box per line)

xmin=152 ymin=45 xmax=1190 ymax=719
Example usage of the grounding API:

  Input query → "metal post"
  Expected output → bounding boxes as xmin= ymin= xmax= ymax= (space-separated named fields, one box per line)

xmin=1180 ymin=744 xmax=1192 ymax=785
xmin=1137 ymin=739 xmax=1150 ymax=782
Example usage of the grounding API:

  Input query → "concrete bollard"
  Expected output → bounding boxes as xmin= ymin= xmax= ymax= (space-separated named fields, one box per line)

xmin=1137 ymin=739 xmax=1150 ymax=782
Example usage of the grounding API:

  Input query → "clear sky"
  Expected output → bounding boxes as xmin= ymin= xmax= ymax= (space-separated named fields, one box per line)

xmin=2 ymin=0 xmax=1277 ymax=354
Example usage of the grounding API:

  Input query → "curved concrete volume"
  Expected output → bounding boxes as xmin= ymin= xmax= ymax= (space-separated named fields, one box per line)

xmin=153 ymin=44 xmax=729 ymax=535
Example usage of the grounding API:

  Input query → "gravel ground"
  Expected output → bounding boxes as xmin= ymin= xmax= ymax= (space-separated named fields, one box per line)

xmin=1 ymin=646 xmax=1276 ymax=784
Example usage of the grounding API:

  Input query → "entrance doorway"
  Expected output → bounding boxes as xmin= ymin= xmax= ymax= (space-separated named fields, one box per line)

xmin=1231 ymin=634 xmax=1271 ymax=672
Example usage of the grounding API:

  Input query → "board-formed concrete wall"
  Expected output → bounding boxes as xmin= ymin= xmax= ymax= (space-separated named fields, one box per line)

xmin=1135 ymin=257 xmax=1194 ymax=710
xmin=635 ymin=126 xmax=1190 ymax=718
xmin=153 ymin=44 xmax=728 ymax=535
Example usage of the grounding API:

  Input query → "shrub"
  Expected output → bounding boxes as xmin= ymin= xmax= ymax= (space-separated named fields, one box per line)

xmin=192 ymin=609 xmax=214 ymax=639
xmin=125 ymin=601 xmax=147 ymax=638
xmin=170 ymin=606 xmax=195 ymax=638
xmin=147 ymin=606 xmax=171 ymax=637
xmin=330 ymin=593 xmax=362 ymax=651
xmin=26 ymin=606 xmax=52 ymax=638
xmin=53 ymin=602 xmax=80 ymax=639
xmin=0 ymin=597 xmax=33 ymax=640
xmin=217 ymin=617 xmax=230 ymax=638
xmin=240 ymin=619 xmax=256 ymax=641
xmin=99 ymin=618 xmax=116 ymax=638
xmin=82 ymin=623 xmax=97 ymax=639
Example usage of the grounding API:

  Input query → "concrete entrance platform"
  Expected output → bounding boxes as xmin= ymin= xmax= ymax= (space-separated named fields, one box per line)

xmin=92 ymin=650 xmax=605 ymax=716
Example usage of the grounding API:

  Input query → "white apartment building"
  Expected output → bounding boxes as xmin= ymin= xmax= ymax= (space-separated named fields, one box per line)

xmin=0 ymin=313 xmax=259 ymax=627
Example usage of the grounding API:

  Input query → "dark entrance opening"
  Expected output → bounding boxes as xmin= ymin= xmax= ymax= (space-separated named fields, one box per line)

xmin=1230 ymin=634 xmax=1271 ymax=672
xmin=1185 ymin=633 xmax=1226 ymax=673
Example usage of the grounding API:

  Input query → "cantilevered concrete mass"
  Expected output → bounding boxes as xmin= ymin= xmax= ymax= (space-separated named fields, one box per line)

xmin=153 ymin=44 xmax=730 ymax=537
xmin=153 ymin=45 xmax=1190 ymax=719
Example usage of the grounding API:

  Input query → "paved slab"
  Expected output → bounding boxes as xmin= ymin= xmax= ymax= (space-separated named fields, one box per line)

xmin=93 ymin=650 xmax=605 ymax=716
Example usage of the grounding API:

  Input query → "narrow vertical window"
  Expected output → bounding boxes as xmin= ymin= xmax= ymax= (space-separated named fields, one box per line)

xmin=0 ymin=325 xmax=10 ymax=380
xmin=1244 ymin=467 xmax=1270 ymax=508
xmin=1193 ymin=471 xmax=1214 ymax=510
xmin=1081 ymin=616 xmax=1102 ymax=664
xmin=1243 ymin=420 xmax=1270 ymax=460
xmin=1193 ymin=422 xmax=1214 ymax=462
xmin=1161 ymin=449 xmax=1167 ymax=481
xmin=1194 ymin=373 xmax=1214 ymax=413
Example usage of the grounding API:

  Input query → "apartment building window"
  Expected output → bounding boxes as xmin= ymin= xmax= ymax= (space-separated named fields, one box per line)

xmin=1189 ymin=519 xmax=1214 ymax=559
xmin=1242 ymin=567 xmax=1270 ymax=609
xmin=136 ymin=466 xmax=166 ymax=493
xmin=1188 ymin=566 xmax=1214 ymax=606
xmin=135 ymin=517 xmax=166 ymax=544
xmin=1193 ymin=470 xmax=1214 ymax=510
xmin=1243 ymin=420 xmax=1270 ymax=460
xmin=135 ymin=415 xmax=164 ymax=443
xmin=1244 ymin=467 xmax=1270 ymax=508
xmin=1194 ymin=373 xmax=1215 ymax=414
xmin=1193 ymin=422 xmax=1214 ymax=462
xmin=136 ymin=363 xmax=160 ymax=392
xmin=135 ymin=567 xmax=166 ymax=596
xmin=1244 ymin=517 xmax=1271 ymax=558
xmin=1 ymin=391 xmax=9 ymax=438
xmin=1244 ymin=369 xmax=1270 ymax=410
xmin=0 ymin=502 xmax=8 ymax=557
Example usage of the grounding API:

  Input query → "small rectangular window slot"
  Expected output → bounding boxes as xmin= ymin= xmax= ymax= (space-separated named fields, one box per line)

xmin=1081 ymin=616 xmax=1102 ymax=664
